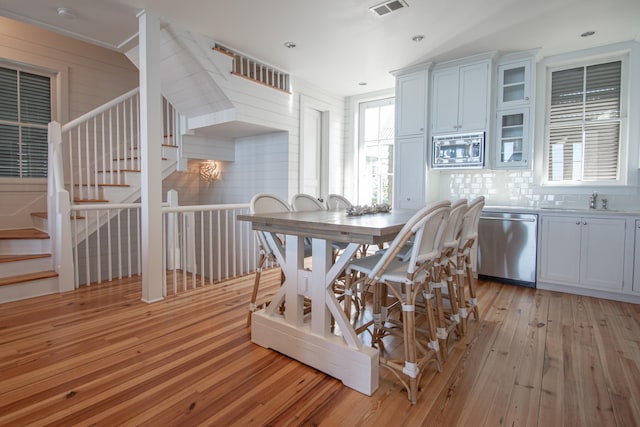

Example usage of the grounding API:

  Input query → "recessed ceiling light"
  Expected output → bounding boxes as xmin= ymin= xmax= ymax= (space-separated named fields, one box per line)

xmin=580 ymin=31 xmax=595 ymax=37
xmin=358 ymin=82 xmax=367 ymax=86
xmin=412 ymin=35 xmax=425 ymax=42
xmin=57 ymin=7 xmax=77 ymax=19
xmin=283 ymin=41 xmax=296 ymax=48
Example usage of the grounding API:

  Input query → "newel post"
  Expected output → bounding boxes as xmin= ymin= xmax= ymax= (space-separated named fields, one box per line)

xmin=139 ymin=10 xmax=164 ymax=303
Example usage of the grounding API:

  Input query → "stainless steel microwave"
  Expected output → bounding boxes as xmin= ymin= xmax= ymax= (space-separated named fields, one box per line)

xmin=431 ymin=132 xmax=485 ymax=169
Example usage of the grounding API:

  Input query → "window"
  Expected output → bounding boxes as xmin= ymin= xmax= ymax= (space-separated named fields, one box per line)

xmin=547 ymin=60 xmax=622 ymax=183
xmin=0 ymin=65 xmax=52 ymax=178
xmin=358 ymin=98 xmax=394 ymax=205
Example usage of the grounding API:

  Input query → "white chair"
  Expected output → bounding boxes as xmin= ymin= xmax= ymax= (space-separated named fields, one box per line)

xmin=345 ymin=200 xmax=450 ymax=404
xmin=326 ymin=194 xmax=353 ymax=211
xmin=454 ymin=196 xmax=485 ymax=334
xmin=247 ymin=193 xmax=294 ymax=326
xmin=291 ymin=193 xmax=326 ymax=212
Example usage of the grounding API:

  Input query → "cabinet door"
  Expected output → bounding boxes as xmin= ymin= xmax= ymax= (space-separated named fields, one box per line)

xmin=580 ymin=217 xmax=626 ymax=290
xmin=396 ymin=70 xmax=427 ymax=137
xmin=494 ymin=108 xmax=530 ymax=168
xmin=394 ymin=136 xmax=425 ymax=210
xmin=431 ymin=67 xmax=460 ymax=134
xmin=497 ymin=59 xmax=532 ymax=109
xmin=458 ymin=61 xmax=490 ymax=132
xmin=539 ymin=216 xmax=581 ymax=284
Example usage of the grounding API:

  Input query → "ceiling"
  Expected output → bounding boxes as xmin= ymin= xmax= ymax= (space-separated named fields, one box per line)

xmin=1 ymin=0 xmax=639 ymax=97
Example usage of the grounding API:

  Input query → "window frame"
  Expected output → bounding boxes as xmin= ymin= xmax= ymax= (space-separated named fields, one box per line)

xmin=357 ymin=96 xmax=395 ymax=206
xmin=542 ymin=52 xmax=629 ymax=187
xmin=0 ymin=60 xmax=59 ymax=183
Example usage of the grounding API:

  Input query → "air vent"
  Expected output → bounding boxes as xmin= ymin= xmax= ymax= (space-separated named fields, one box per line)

xmin=370 ymin=0 xmax=409 ymax=16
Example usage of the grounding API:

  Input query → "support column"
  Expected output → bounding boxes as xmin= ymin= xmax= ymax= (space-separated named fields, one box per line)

xmin=139 ymin=10 xmax=163 ymax=302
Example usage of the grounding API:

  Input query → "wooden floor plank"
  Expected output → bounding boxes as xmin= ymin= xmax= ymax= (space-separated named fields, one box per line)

xmin=0 ymin=270 xmax=639 ymax=425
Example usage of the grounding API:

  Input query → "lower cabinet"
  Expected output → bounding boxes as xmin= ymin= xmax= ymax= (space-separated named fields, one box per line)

xmin=539 ymin=215 xmax=626 ymax=291
xmin=394 ymin=136 xmax=425 ymax=210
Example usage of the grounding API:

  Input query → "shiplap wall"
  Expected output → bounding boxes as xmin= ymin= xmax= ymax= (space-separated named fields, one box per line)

xmin=165 ymin=27 xmax=347 ymax=205
xmin=0 ymin=17 xmax=139 ymax=229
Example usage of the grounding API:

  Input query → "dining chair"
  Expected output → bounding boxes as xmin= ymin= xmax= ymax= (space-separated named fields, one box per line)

xmin=344 ymin=200 xmax=451 ymax=404
xmin=326 ymin=194 xmax=353 ymax=211
xmin=291 ymin=193 xmax=326 ymax=212
xmin=247 ymin=193 xmax=292 ymax=326
xmin=429 ymin=198 xmax=467 ymax=360
xmin=454 ymin=196 xmax=485 ymax=335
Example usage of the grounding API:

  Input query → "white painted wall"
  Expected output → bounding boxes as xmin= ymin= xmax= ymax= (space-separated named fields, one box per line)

xmin=0 ymin=17 xmax=139 ymax=229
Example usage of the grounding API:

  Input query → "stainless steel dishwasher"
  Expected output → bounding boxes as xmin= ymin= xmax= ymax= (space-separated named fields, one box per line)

xmin=477 ymin=211 xmax=538 ymax=287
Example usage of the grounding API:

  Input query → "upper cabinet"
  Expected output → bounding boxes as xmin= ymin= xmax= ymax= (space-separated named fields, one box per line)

xmin=431 ymin=59 xmax=492 ymax=135
xmin=492 ymin=53 xmax=537 ymax=169
xmin=496 ymin=59 xmax=532 ymax=109
xmin=395 ymin=68 xmax=428 ymax=137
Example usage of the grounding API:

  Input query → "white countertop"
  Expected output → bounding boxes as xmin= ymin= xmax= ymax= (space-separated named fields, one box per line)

xmin=483 ymin=205 xmax=640 ymax=216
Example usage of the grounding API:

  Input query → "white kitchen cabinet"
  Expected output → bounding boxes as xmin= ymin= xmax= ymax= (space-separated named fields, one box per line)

xmin=431 ymin=60 xmax=490 ymax=135
xmin=492 ymin=55 xmax=535 ymax=169
xmin=395 ymin=69 xmax=427 ymax=137
xmin=394 ymin=136 xmax=425 ymax=209
xmin=494 ymin=108 xmax=530 ymax=168
xmin=539 ymin=215 xmax=626 ymax=291
xmin=496 ymin=59 xmax=532 ymax=109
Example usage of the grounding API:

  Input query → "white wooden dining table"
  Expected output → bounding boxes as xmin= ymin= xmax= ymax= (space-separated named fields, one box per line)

xmin=237 ymin=208 xmax=417 ymax=395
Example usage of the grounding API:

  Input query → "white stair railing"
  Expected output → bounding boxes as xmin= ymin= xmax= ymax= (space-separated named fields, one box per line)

xmin=48 ymin=88 xmax=183 ymax=291
xmin=66 ymin=193 xmax=260 ymax=291
xmin=60 ymin=89 xmax=182 ymax=203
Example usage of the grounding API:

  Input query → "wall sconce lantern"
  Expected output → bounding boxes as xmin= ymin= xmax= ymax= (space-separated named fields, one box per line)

xmin=199 ymin=160 xmax=221 ymax=182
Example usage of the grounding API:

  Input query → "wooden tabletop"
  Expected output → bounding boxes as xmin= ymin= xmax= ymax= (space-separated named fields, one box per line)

xmin=238 ymin=209 xmax=417 ymax=245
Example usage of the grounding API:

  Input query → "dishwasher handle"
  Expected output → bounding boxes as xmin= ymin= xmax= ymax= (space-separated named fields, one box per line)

xmin=480 ymin=216 xmax=536 ymax=223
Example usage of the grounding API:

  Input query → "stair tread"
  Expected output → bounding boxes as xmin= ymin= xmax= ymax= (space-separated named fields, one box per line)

xmin=0 ymin=228 xmax=49 ymax=240
xmin=0 ymin=270 xmax=58 ymax=287
xmin=0 ymin=253 xmax=51 ymax=263
xmin=74 ymin=198 xmax=109 ymax=203
xmin=31 ymin=212 xmax=86 ymax=220
xmin=73 ymin=183 xmax=130 ymax=187
xmin=97 ymin=169 xmax=140 ymax=173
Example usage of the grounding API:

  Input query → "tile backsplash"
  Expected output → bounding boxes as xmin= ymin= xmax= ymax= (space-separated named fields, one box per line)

xmin=440 ymin=169 xmax=640 ymax=211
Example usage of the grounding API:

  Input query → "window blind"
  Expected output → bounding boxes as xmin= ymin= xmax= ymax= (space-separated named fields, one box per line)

xmin=548 ymin=60 xmax=621 ymax=182
xmin=0 ymin=66 xmax=51 ymax=178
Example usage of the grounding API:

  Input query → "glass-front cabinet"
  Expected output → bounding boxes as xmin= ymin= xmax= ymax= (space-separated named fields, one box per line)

xmin=493 ymin=53 xmax=535 ymax=169
xmin=495 ymin=109 xmax=529 ymax=166
xmin=497 ymin=60 xmax=532 ymax=109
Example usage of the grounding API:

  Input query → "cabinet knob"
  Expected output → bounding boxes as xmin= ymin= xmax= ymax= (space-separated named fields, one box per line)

xmin=576 ymin=221 xmax=581 ymax=225
xmin=525 ymin=97 xmax=530 ymax=101
xmin=583 ymin=220 xmax=588 ymax=225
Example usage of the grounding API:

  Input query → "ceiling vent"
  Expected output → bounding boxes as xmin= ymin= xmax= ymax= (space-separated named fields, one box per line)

xmin=370 ymin=0 xmax=409 ymax=17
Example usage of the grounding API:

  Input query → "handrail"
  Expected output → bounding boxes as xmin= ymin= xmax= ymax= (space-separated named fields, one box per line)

xmin=163 ymin=203 xmax=249 ymax=213
xmin=62 ymin=87 xmax=140 ymax=131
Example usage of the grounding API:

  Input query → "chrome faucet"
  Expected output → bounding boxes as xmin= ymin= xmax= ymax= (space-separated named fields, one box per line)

xmin=589 ymin=192 xmax=597 ymax=209
xmin=601 ymin=198 xmax=608 ymax=210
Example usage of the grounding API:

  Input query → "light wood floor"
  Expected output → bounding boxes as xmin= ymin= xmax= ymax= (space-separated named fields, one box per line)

xmin=1 ymin=270 xmax=639 ymax=426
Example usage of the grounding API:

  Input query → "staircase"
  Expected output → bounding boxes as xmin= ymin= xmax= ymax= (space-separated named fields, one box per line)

xmin=0 ymin=228 xmax=58 ymax=302
xmin=1 ymin=22 xmax=294 ymax=304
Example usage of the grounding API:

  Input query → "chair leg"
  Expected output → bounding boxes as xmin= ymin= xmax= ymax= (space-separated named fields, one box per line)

xmin=465 ymin=253 xmax=479 ymax=320
xmin=401 ymin=283 xmax=419 ymax=405
xmin=247 ymin=253 xmax=267 ymax=327
xmin=455 ymin=254 xmax=468 ymax=335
